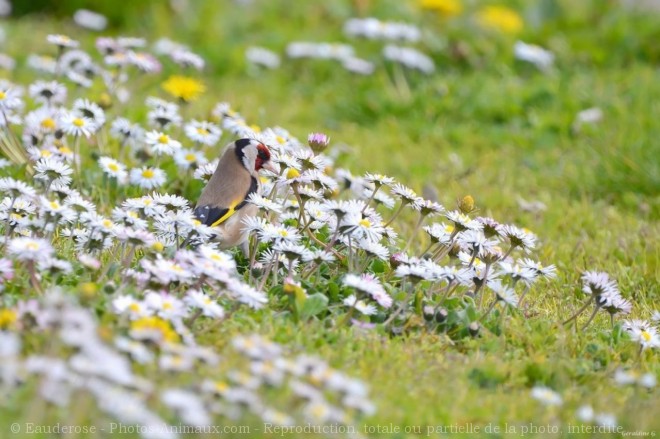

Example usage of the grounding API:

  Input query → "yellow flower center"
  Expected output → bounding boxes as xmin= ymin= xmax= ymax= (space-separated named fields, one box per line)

xmin=58 ymin=146 xmax=72 ymax=155
xmin=214 ymin=381 xmax=228 ymax=393
xmin=41 ymin=150 xmax=52 ymax=157
xmin=185 ymin=153 xmax=196 ymax=162
xmin=163 ymin=302 xmax=173 ymax=310
xmin=286 ymin=168 xmax=300 ymax=180
xmin=102 ymin=219 xmax=113 ymax=228
xmin=108 ymin=163 xmax=119 ymax=172
xmin=49 ymin=201 xmax=60 ymax=209
xmin=41 ymin=118 xmax=56 ymax=129
xmin=641 ymin=331 xmax=652 ymax=342
xmin=0 ymin=91 xmax=5 ymax=99
xmin=157 ymin=134 xmax=169 ymax=144
xmin=141 ymin=169 xmax=155 ymax=179
xmin=151 ymin=241 xmax=164 ymax=252
xmin=129 ymin=303 xmax=141 ymax=313
xmin=359 ymin=218 xmax=371 ymax=228
xmin=73 ymin=118 xmax=85 ymax=127
xmin=26 ymin=242 xmax=39 ymax=251
xmin=196 ymin=128 xmax=209 ymax=135
xmin=279 ymin=230 xmax=289 ymax=237
xmin=276 ymin=135 xmax=286 ymax=144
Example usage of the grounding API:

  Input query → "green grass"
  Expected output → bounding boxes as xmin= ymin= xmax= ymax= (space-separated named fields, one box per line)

xmin=0 ymin=0 xmax=659 ymax=437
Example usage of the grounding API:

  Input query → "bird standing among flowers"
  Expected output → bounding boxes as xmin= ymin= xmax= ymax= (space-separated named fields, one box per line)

xmin=193 ymin=138 xmax=277 ymax=252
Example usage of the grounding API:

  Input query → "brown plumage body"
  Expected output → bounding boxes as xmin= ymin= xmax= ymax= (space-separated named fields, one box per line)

xmin=193 ymin=139 xmax=275 ymax=251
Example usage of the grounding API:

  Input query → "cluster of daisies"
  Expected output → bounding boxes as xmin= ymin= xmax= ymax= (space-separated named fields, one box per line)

xmin=0 ymin=290 xmax=373 ymax=438
xmin=245 ymin=15 xmax=556 ymax=76
xmin=0 ymin=21 xmax=653 ymax=436
xmin=246 ymin=16 xmax=435 ymax=75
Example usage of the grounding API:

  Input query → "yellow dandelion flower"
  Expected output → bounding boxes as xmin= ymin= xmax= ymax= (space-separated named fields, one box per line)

xmin=420 ymin=0 xmax=463 ymax=17
xmin=477 ymin=5 xmax=524 ymax=34
xmin=0 ymin=309 xmax=18 ymax=329
xmin=162 ymin=75 xmax=206 ymax=103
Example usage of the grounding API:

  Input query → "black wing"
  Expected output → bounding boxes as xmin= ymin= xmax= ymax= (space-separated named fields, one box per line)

xmin=193 ymin=205 xmax=230 ymax=227
xmin=193 ymin=176 xmax=259 ymax=226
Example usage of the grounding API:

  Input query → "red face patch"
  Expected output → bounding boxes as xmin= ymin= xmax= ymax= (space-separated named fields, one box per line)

xmin=254 ymin=143 xmax=271 ymax=171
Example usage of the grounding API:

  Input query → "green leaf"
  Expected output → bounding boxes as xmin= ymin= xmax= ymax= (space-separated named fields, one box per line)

xmin=300 ymin=293 xmax=329 ymax=319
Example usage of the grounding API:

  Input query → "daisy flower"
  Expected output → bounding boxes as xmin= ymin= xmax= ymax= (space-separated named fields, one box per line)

xmin=246 ymin=193 xmax=283 ymax=214
xmin=343 ymin=295 xmax=377 ymax=315
xmin=445 ymin=210 xmax=483 ymax=232
xmin=46 ymin=34 xmax=79 ymax=49
xmin=227 ymin=281 xmax=268 ymax=309
xmin=8 ymin=237 xmax=54 ymax=262
xmin=28 ymin=80 xmax=67 ymax=105
xmin=98 ymin=156 xmax=128 ymax=183
xmin=129 ymin=167 xmax=167 ymax=190
xmin=60 ymin=112 xmax=97 ymax=138
xmin=501 ymin=224 xmax=536 ymax=252
xmin=184 ymin=120 xmax=221 ymax=146
xmin=34 ymin=157 xmax=74 ymax=186
xmin=147 ymin=106 xmax=182 ymax=130
xmin=489 ymin=281 xmax=519 ymax=308
xmin=171 ymin=50 xmax=205 ymax=70
xmin=514 ymin=41 xmax=554 ymax=72
xmin=73 ymin=9 xmax=108 ymax=31
xmin=72 ymin=98 xmax=106 ymax=127
xmin=383 ymin=45 xmax=435 ymax=74
xmin=127 ymin=51 xmax=162 ymax=73
xmin=245 ymin=46 xmax=281 ymax=69
xmin=417 ymin=199 xmax=445 ymax=217
xmin=343 ymin=274 xmax=392 ymax=308
xmin=519 ymin=258 xmax=557 ymax=280
xmin=356 ymin=239 xmax=390 ymax=261
xmin=144 ymin=131 xmax=181 ymax=156
xmin=0 ymin=83 xmax=23 ymax=111
xmin=582 ymin=271 xmax=618 ymax=297
xmin=530 ymin=386 xmax=562 ymax=406
xmin=391 ymin=183 xmax=421 ymax=206
xmin=0 ymin=177 xmax=37 ymax=199
xmin=623 ymin=320 xmax=660 ymax=350
xmin=194 ymin=160 xmax=219 ymax=182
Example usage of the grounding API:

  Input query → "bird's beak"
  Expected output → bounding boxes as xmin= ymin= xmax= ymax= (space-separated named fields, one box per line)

xmin=262 ymin=161 xmax=279 ymax=175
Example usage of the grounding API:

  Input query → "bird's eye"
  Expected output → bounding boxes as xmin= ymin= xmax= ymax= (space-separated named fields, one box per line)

xmin=256 ymin=144 xmax=271 ymax=160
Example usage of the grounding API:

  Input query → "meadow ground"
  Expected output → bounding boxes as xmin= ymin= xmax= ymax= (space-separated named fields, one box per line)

xmin=0 ymin=0 xmax=658 ymax=438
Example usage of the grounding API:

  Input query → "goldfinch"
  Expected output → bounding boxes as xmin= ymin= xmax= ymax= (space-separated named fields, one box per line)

xmin=193 ymin=138 xmax=277 ymax=250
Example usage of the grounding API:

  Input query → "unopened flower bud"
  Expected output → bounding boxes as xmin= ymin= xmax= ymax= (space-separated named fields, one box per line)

xmin=435 ymin=308 xmax=449 ymax=323
xmin=390 ymin=253 xmax=405 ymax=269
xmin=468 ymin=321 xmax=480 ymax=337
xmin=459 ymin=195 xmax=475 ymax=214
xmin=308 ymin=132 xmax=330 ymax=154
xmin=423 ymin=305 xmax=435 ymax=322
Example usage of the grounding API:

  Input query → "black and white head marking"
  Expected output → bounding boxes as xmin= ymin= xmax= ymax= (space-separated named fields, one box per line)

xmin=234 ymin=138 xmax=259 ymax=173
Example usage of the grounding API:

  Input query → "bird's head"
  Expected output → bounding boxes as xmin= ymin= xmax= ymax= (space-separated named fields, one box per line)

xmin=234 ymin=138 xmax=278 ymax=175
